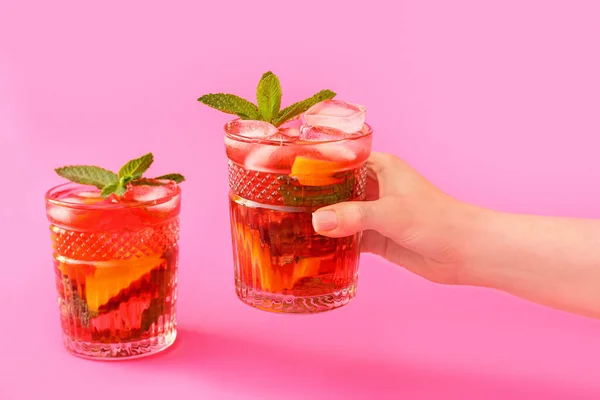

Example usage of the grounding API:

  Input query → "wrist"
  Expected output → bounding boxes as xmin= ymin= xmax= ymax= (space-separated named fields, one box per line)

xmin=451 ymin=203 xmax=502 ymax=287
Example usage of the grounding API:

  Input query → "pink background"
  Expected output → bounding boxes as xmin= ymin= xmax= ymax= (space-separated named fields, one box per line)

xmin=2 ymin=0 xmax=600 ymax=398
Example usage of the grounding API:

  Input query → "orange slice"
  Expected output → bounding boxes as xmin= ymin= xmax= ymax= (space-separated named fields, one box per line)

xmin=236 ymin=222 xmax=276 ymax=292
xmin=85 ymin=255 xmax=163 ymax=311
xmin=249 ymin=229 xmax=272 ymax=292
xmin=290 ymin=157 xmax=345 ymax=186
xmin=58 ymin=263 xmax=95 ymax=284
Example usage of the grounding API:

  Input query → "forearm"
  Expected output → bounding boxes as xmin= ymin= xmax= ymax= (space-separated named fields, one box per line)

xmin=459 ymin=207 xmax=600 ymax=319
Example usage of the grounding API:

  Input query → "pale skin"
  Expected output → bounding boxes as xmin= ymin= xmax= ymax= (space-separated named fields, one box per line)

xmin=311 ymin=152 xmax=600 ymax=320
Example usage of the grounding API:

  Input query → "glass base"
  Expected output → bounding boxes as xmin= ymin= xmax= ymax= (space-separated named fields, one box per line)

xmin=62 ymin=329 xmax=177 ymax=360
xmin=235 ymin=281 xmax=357 ymax=314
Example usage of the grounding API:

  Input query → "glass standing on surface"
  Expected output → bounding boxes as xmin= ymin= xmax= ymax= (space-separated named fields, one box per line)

xmin=45 ymin=153 xmax=185 ymax=359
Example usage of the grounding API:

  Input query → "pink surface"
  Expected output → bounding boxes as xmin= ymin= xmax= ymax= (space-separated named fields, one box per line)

xmin=2 ymin=0 xmax=600 ymax=398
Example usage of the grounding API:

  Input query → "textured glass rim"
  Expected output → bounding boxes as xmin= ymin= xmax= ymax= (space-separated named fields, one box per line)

xmin=45 ymin=180 xmax=181 ymax=210
xmin=224 ymin=119 xmax=373 ymax=146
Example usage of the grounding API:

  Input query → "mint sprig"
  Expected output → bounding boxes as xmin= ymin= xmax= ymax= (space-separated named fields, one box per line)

xmin=197 ymin=71 xmax=336 ymax=127
xmin=196 ymin=93 xmax=260 ymax=120
xmin=53 ymin=166 xmax=118 ymax=190
xmin=119 ymin=153 xmax=154 ymax=181
xmin=55 ymin=153 xmax=186 ymax=198
xmin=256 ymin=71 xmax=282 ymax=123
xmin=154 ymin=173 xmax=185 ymax=183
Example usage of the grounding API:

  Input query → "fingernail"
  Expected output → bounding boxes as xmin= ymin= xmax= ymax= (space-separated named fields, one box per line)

xmin=312 ymin=210 xmax=338 ymax=231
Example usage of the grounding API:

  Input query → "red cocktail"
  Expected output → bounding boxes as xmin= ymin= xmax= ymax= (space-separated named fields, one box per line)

xmin=45 ymin=153 xmax=184 ymax=358
xmin=226 ymin=101 xmax=372 ymax=313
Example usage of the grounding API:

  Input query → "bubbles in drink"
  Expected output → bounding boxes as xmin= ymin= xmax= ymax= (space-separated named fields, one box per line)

xmin=303 ymin=100 xmax=366 ymax=134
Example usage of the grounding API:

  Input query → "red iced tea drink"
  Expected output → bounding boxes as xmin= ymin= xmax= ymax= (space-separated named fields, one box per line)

xmin=225 ymin=100 xmax=373 ymax=313
xmin=45 ymin=154 xmax=184 ymax=359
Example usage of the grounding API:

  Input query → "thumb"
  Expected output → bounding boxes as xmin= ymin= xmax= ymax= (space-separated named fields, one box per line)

xmin=312 ymin=200 xmax=387 ymax=238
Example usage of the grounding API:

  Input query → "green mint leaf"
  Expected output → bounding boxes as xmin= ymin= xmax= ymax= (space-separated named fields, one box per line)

xmin=154 ymin=173 xmax=185 ymax=183
xmin=101 ymin=182 xmax=119 ymax=198
xmin=197 ymin=73 xmax=336 ymax=127
xmin=55 ymin=165 xmax=118 ymax=189
xmin=273 ymin=89 xmax=336 ymax=126
xmin=256 ymin=71 xmax=282 ymax=123
xmin=277 ymin=172 xmax=355 ymax=207
xmin=118 ymin=152 xmax=154 ymax=180
xmin=120 ymin=175 xmax=134 ymax=186
xmin=197 ymin=94 xmax=260 ymax=120
xmin=115 ymin=185 xmax=127 ymax=197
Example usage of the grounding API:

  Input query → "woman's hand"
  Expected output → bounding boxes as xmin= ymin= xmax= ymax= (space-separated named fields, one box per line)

xmin=312 ymin=152 xmax=481 ymax=285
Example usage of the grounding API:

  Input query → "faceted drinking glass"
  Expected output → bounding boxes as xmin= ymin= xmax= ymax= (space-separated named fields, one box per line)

xmin=45 ymin=181 xmax=181 ymax=359
xmin=226 ymin=120 xmax=373 ymax=313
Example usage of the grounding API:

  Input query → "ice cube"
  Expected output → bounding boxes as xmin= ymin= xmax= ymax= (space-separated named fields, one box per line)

xmin=297 ymin=126 xmax=358 ymax=162
xmin=244 ymin=146 xmax=279 ymax=170
xmin=47 ymin=204 xmax=75 ymax=224
xmin=244 ymin=145 xmax=295 ymax=173
xmin=226 ymin=119 xmax=278 ymax=139
xmin=125 ymin=184 xmax=179 ymax=212
xmin=278 ymin=117 xmax=302 ymax=138
xmin=303 ymin=100 xmax=366 ymax=134
xmin=151 ymin=197 xmax=178 ymax=213
xmin=299 ymin=125 xmax=347 ymax=141
xmin=263 ymin=133 xmax=297 ymax=143
xmin=61 ymin=196 xmax=87 ymax=204
xmin=316 ymin=142 xmax=358 ymax=162
xmin=77 ymin=191 xmax=100 ymax=199
xmin=126 ymin=185 xmax=170 ymax=203
xmin=225 ymin=136 xmax=252 ymax=161
xmin=73 ymin=191 xmax=105 ymax=204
